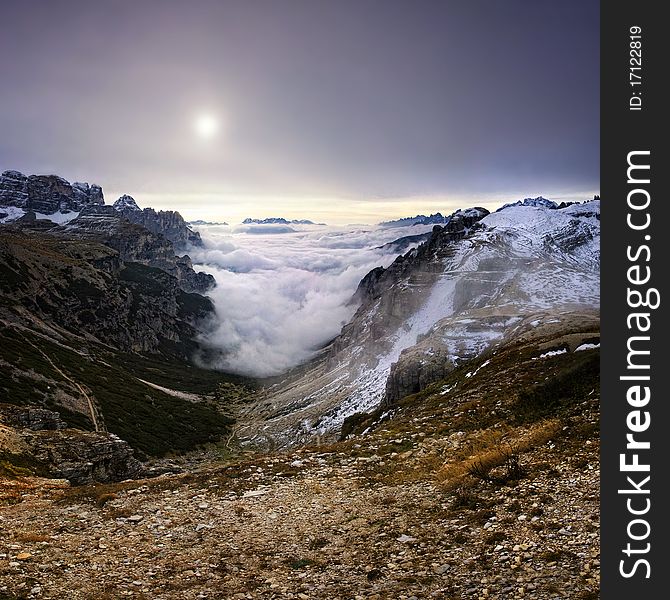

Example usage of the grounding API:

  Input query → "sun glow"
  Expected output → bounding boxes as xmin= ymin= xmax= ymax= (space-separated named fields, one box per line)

xmin=194 ymin=113 xmax=220 ymax=139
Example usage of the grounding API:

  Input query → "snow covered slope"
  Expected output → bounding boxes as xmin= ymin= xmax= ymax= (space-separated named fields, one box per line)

xmin=237 ymin=200 xmax=600 ymax=447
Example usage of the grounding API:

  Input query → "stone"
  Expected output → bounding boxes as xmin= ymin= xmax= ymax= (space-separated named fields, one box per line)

xmin=396 ymin=535 xmax=417 ymax=543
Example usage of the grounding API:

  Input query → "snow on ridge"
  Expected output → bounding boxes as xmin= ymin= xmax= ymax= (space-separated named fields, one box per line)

xmin=0 ymin=206 xmax=80 ymax=224
xmin=0 ymin=206 xmax=26 ymax=223
xmin=497 ymin=196 xmax=558 ymax=211
xmin=575 ymin=342 xmax=600 ymax=352
xmin=482 ymin=199 xmax=599 ymax=232
xmin=532 ymin=348 xmax=568 ymax=360
xmin=314 ymin=200 xmax=600 ymax=432
xmin=35 ymin=211 xmax=80 ymax=224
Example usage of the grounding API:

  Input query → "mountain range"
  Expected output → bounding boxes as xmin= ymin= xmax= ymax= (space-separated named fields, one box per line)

xmin=0 ymin=171 xmax=235 ymax=482
xmin=0 ymin=173 xmax=600 ymax=487
xmin=241 ymin=217 xmax=323 ymax=225
xmin=1 ymin=176 xmax=601 ymax=598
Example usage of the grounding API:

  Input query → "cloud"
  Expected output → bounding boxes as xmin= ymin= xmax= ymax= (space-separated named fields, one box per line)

xmin=189 ymin=223 xmax=434 ymax=377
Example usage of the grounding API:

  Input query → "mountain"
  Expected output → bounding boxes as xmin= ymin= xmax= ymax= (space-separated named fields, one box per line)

xmin=0 ymin=222 xmax=239 ymax=480
xmin=0 ymin=173 xmax=246 ymax=483
xmin=376 ymin=208 xmax=489 ymax=255
xmin=0 ymin=170 xmax=203 ymax=250
xmin=242 ymin=217 xmax=321 ymax=225
xmin=0 ymin=170 xmax=103 ymax=223
xmin=112 ymin=194 xmax=204 ymax=249
xmin=379 ymin=214 xmax=437 ymax=228
xmin=239 ymin=200 xmax=600 ymax=447
xmin=496 ymin=196 xmax=557 ymax=211
xmin=379 ymin=209 xmax=488 ymax=228
xmin=112 ymin=194 xmax=141 ymax=212
xmin=1 ymin=195 xmax=600 ymax=598
xmin=189 ymin=219 xmax=229 ymax=226
xmin=376 ymin=231 xmax=432 ymax=254
xmin=57 ymin=205 xmax=213 ymax=293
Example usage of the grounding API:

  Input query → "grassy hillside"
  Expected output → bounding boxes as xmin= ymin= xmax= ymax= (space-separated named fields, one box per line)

xmin=0 ymin=326 xmax=240 ymax=457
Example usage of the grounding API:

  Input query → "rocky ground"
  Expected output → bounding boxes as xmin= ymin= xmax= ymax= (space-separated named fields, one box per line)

xmin=0 ymin=343 xmax=600 ymax=600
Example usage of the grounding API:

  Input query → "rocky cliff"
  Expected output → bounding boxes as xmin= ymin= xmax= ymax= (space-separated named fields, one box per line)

xmin=113 ymin=194 xmax=203 ymax=249
xmin=0 ymin=227 xmax=214 ymax=355
xmin=59 ymin=205 xmax=213 ymax=293
xmin=0 ymin=226 xmax=237 ymax=476
xmin=1 ymin=170 xmax=203 ymax=251
xmin=0 ymin=170 xmax=103 ymax=216
xmin=0 ymin=404 xmax=142 ymax=484
xmin=0 ymin=172 xmax=240 ymax=481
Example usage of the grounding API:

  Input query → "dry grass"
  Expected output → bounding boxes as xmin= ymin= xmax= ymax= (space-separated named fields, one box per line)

xmin=437 ymin=419 xmax=561 ymax=490
xmin=15 ymin=531 xmax=51 ymax=543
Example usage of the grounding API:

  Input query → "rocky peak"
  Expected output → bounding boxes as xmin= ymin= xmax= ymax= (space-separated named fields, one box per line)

xmin=60 ymin=206 xmax=213 ymax=293
xmin=113 ymin=194 xmax=141 ymax=212
xmin=497 ymin=196 xmax=558 ymax=211
xmin=0 ymin=170 xmax=104 ymax=214
xmin=0 ymin=170 xmax=29 ymax=206
xmin=115 ymin=202 xmax=203 ymax=250
xmin=353 ymin=206 xmax=490 ymax=306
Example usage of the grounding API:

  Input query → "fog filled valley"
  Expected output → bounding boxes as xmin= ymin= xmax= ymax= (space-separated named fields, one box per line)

xmin=0 ymin=171 xmax=601 ymax=599
xmin=190 ymin=221 xmax=438 ymax=377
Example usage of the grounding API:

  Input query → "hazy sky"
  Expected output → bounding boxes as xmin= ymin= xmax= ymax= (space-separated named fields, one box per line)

xmin=0 ymin=0 xmax=599 ymax=223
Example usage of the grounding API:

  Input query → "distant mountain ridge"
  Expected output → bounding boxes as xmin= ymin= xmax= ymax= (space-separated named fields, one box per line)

xmin=189 ymin=219 xmax=229 ymax=226
xmin=381 ymin=207 xmax=489 ymax=228
xmin=379 ymin=212 xmax=449 ymax=228
xmin=0 ymin=170 xmax=203 ymax=250
xmin=242 ymin=217 xmax=323 ymax=225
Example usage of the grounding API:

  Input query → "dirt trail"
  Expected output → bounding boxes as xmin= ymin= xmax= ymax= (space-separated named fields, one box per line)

xmin=26 ymin=340 xmax=102 ymax=432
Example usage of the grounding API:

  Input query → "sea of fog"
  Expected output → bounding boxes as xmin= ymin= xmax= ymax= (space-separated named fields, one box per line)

xmin=188 ymin=222 xmax=435 ymax=377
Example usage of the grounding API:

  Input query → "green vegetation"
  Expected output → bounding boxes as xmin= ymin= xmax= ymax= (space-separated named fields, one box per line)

xmin=0 ymin=451 xmax=48 ymax=479
xmin=513 ymin=351 xmax=599 ymax=423
xmin=0 ymin=326 xmax=236 ymax=458
xmin=117 ymin=352 xmax=251 ymax=395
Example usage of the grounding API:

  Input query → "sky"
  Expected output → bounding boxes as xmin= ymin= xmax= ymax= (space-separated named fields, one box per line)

xmin=0 ymin=0 xmax=599 ymax=224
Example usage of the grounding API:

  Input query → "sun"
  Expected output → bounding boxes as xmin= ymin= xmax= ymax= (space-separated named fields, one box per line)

xmin=194 ymin=113 xmax=219 ymax=139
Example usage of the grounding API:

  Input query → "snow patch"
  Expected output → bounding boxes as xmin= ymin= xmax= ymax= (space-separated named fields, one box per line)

xmin=532 ymin=349 xmax=568 ymax=360
xmin=575 ymin=342 xmax=600 ymax=352
xmin=35 ymin=211 xmax=80 ymax=224
xmin=465 ymin=359 xmax=491 ymax=378
xmin=0 ymin=206 xmax=26 ymax=223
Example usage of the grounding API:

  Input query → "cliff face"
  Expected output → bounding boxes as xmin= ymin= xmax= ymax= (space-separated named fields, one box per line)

xmin=1 ymin=171 xmax=203 ymax=252
xmin=0 ymin=227 xmax=213 ymax=355
xmin=0 ymin=171 xmax=239 ymax=483
xmin=60 ymin=206 xmax=213 ymax=293
xmin=0 ymin=170 xmax=104 ymax=214
xmin=0 ymin=226 xmax=235 ymax=476
xmin=0 ymin=404 xmax=142 ymax=485
xmin=113 ymin=194 xmax=203 ymax=249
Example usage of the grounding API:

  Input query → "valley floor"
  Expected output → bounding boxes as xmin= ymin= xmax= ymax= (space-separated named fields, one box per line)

xmin=1 ymin=330 xmax=601 ymax=600
xmin=0 ymin=426 xmax=598 ymax=600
